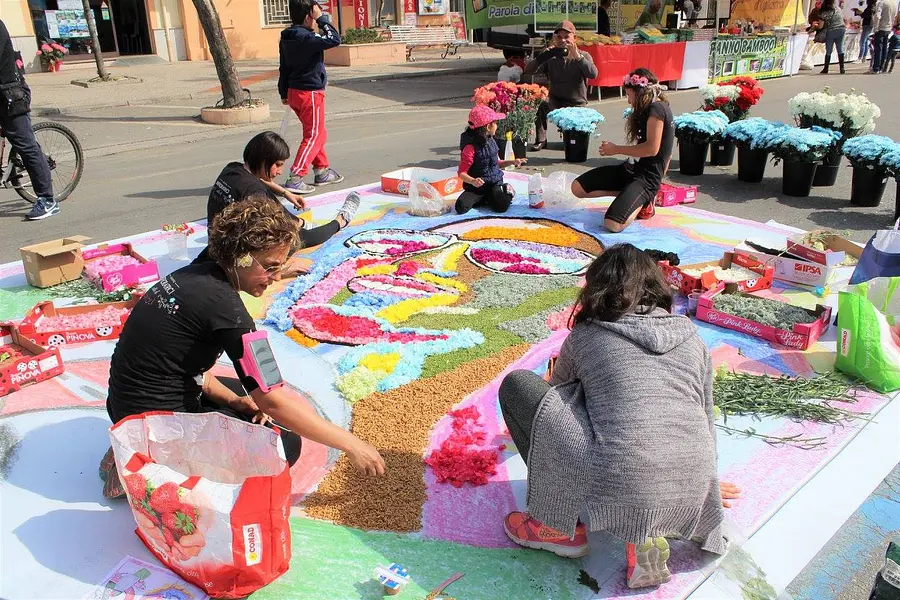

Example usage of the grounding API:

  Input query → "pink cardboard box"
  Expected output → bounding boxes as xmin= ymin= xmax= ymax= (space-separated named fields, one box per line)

xmin=655 ymin=183 xmax=697 ymax=207
xmin=696 ymin=284 xmax=832 ymax=350
xmin=82 ymin=243 xmax=159 ymax=292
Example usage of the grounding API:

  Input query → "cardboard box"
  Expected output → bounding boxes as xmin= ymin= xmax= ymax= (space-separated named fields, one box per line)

xmin=785 ymin=233 xmax=863 ymax=267
xmin=17 ymin=297 xmax=141 ymax=347
xmin=659 ymin=251 xmax=774 ymax=296
xmin=382 ymin=168 xmax=462 ymax=197
xmin=655 ymin=183 xmax=697 ymax=207
xmin=0 ymin=322 xmax=65 ymax=397
xmin=734 ymin=236 xmax=863 ymax=288
xmin=82 ymin=243 xmax=160 ymax=292
xmin=19 ymin=236 xmax=91 ymax=288
xmin=696 ymin=284 xmax=832 ymax=350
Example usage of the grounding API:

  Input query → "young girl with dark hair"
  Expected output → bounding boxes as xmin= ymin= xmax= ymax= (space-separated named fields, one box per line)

xmin=204 ymin=131 xmax=360 ymax=275
xmin=572 ymin=67 xmax=674 ymax=233
xmin=499 ymin=243 xmax=740 ymax=589
xmin=456 ymin=105 xmax=526 ymax=214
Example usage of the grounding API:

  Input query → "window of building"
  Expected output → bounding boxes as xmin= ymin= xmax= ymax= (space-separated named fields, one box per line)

xmin=263 ymin=0 xmax=293 ymax=26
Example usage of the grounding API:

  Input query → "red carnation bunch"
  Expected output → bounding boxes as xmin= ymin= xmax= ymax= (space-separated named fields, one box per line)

xmin=425 ymin=406 xmax=506 ymax=488
xmin=700 ymin=76 xmax=764 ymax=122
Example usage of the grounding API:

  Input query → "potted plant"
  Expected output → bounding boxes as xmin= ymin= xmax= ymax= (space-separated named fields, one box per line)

xmin=788 ymin=88 xmax=881 ymax=187
xmin=324 ymin=28 xmax=405 ymax=66
xmin=472 ymin=82 xmax=549 ymax=159
xmin=546 ymin=106 xmax=605 ymax=163
xmin=878 ymin=146 xmax=900 ymax=219
xmin=673 ymin=110 xmax=729 ymax=176
xmin=699 ymin=76 xmax=764 ymax=167
xmin=767 ymin=126 xmax=843 ymax=198
xmin=36 ymin=42 xmax=68 ymax=72
xmin=842 ymin=135 xmax=898 ymax=207
xmin=723 ymin=118 xmax=786 ymax=183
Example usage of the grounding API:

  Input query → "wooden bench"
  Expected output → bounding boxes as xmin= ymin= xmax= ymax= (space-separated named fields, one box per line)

xmin=388 ymin=25 xmax=469 ymax=61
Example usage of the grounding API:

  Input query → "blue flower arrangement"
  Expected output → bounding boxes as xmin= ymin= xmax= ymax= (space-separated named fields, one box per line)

xmin=723 ymin=118 xmax=783 ymax=150
xmin=767 ymin=126 xmax=843 ymax=164
xmin=547 ymin=107 xmax=605 ymax=133
xmin=842 ymin=134 xmax=900 ymax=169
xmin=879 ymin=146 xmax=900 ymax=177
xmin=673 ymin=110 xmax=729 ymax=144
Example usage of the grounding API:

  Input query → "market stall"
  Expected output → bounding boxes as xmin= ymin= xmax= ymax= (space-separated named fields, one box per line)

xmin=582 ymin=41 xmax=688 ymax=87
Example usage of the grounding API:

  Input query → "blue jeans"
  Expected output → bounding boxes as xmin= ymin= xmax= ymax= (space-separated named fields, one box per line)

xmin=1 ymin=86 xmax=53 ymax=199
xmin=873 ymin=30 xmax=890 ymax=71
xmin=858 ymin=26 xmax=872 ymax=60
xmin=824 ymin=27 xmax=846 ymax=60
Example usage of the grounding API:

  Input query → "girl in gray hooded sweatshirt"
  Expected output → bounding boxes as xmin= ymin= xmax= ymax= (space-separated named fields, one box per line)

xmin=500 ymin=243 xmax=739 ymax=589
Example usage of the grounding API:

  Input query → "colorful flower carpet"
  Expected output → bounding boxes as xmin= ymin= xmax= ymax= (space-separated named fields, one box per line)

xmin=0 ymin=172 xmax=897 ymax=600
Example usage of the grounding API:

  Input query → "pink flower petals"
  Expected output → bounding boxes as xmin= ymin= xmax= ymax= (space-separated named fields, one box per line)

xmin=84 ymin=255 xmax=142 ymax=284
xmin=425 ymin=406 xmax=505 ymax=488
xmin=35 ymin=306 xmax=130 ymax=333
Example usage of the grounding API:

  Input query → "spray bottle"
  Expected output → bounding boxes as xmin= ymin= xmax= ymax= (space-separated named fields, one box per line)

xmin=503 ymin=131 xmax=515 ymax=167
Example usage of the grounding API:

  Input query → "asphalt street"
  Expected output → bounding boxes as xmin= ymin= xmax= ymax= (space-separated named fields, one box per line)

xmin=0 ymin=65 xmax=897 ymax=261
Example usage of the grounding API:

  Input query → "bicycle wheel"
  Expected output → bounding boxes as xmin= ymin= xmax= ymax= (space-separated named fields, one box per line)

xmin=12 ymin=121 xmax=84 ymax=203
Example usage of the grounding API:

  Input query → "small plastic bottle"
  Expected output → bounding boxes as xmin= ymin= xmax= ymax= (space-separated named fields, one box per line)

xmin=503 ymin=131 xmax=515 ymax=166
xmin=528 ymin=172 xmax=544 ymax=208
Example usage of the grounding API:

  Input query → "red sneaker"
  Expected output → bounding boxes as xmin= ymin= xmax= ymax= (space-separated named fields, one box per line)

xmin=637 ymin=202 xmax=656 ymax=220
xmin=503 ymin=511 xmax=589 ymax=558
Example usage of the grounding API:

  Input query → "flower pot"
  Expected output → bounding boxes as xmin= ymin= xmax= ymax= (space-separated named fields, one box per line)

xmin=781 ymin=160 xmax=817 ymax=198
xmin=678 ymin=139 xmax=709 ymax=176
xmin=812 ymin=152 xmax=841 ymax=187
xmin=737 ymin=146 xmax=768 ymax=183
xmin=850 ymin=165 xmax=888 ymax=207
xmin=709 ymin=138 xmax=736 ymax=167
xmin=497 ymin=137 xmax=527 ymax=160
xmin=562 ymin=130 xmax=590 ymax=163
xmin=166 ymin=233 xmax=189 ymax=260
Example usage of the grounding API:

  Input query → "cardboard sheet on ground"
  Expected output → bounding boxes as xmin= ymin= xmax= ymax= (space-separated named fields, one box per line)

xmin=0 ymin=173 xmax=898 ymax=600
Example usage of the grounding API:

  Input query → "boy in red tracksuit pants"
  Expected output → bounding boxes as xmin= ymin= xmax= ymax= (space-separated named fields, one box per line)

xmin=280 ymin=0 xmax=343 ymax=194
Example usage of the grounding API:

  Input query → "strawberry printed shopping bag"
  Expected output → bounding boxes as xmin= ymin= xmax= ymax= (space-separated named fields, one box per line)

xmin=836 ymin=277 xmax=900 ymax=393
xmin=109 ymin=411 xmax=292 ymax=598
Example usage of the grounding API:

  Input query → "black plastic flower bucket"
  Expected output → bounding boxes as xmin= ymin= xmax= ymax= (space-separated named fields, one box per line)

xmin=782 ymin=159 xmax=817 ymax=197
xmin=850 ymin=165 xmax=888 ymax=207
xmin=678 ymin=139 xmax=709 ymax=176
xmin=709 ymin=138 xmax=736 ymax=167
xmin=737 ymin=146 xmax=768 ymax=183
xmin=812 ymin=152 xmax=841 ymax=187
xmin=562 ymin=130 xmax=590 ymax=163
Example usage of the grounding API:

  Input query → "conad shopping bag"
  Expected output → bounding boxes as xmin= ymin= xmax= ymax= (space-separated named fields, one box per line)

xmin=850 ymin=220 xmax=900 ymax=285
xmin=109 ymin=411 xmax=292 ymax=598
xmin=836 ymin=277 xmax=900 ymax=393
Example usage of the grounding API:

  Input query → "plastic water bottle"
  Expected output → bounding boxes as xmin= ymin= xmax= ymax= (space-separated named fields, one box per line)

xmin=528 ymin=173 xmax=544 ymax=209
xmin=503 ymin=131 xmax=515 ymax=166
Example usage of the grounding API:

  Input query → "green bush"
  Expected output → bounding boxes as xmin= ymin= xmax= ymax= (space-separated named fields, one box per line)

xmin=343 ymin=28 xmax=384 ymax=44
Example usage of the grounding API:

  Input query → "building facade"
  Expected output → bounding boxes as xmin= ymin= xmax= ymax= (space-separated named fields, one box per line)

xmin=2 ymin=0 xmax=460 ymax=72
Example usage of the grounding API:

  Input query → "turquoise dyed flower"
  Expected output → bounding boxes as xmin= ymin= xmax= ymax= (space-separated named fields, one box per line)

xmin=547 ymin=107 xmax=606 ymax=133
xmin=843 ymin=134 xmax=900 ymax=169
xmin=673 ymin=110 xmax=729 ymax=143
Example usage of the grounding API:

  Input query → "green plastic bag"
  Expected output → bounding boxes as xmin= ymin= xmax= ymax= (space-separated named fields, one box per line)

xmin=836 ymin=277 xmax=900 ymax=393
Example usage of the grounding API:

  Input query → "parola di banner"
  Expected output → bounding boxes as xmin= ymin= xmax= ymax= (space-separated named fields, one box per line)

xmin=465 ymin=0 xmax=596 ymax=29
xmin=708 ymin=34 xmax=789 ymax=83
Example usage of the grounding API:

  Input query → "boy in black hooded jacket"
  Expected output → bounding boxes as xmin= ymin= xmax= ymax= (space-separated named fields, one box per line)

xmin=279 ymin=0 xmax=343 ymax=194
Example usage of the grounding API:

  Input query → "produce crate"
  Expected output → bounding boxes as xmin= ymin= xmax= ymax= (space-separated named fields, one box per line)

xmin=0 ymin=322 xmax=65 ymax=397
xmin=696 ymin=284 xmax=832 ymax=350
xmin=659 ymin=251 xmax=774 ymax=296
xmin=82 ymin=243 xmax=160 ymax=292
xmin=17 ymin=297 xmax=141 ymax=347
xmin=655 ymin=182 xmax=697 ymax=207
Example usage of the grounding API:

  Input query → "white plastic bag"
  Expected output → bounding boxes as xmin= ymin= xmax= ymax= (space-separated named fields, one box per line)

xmin=278 ymin=106 xmax=292 ymax=138
xmin=408 ymin=170 xmax=453 ymax=216
xmin=543 ymin=171 xmax=581 ymax=208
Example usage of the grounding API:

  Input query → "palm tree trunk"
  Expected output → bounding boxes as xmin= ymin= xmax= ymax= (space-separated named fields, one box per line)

xmin=81 ymin=0 xmax=109 ymax=80
xmin=190 ymin=0 xmax=244 ymax=108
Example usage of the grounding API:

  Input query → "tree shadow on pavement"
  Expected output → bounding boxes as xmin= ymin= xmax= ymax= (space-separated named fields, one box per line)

xmin=125 ymin=188 xmax=211 ymax=200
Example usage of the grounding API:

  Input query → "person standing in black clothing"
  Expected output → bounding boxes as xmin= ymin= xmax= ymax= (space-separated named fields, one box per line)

xmin=597 ymin=0 xmax=613 ymax=36
xmin=854 ymin=0 xmax=875 ymax=62
xmin=0 ymin=20 xmax=57 ymax=220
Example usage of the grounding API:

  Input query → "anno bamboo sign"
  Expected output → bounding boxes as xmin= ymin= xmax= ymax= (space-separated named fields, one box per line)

xmin=708 ymin=34 xmax=789 ymax=83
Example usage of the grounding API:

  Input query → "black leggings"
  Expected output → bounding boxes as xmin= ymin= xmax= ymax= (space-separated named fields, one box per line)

xmin=574 ymin=163 xmax=658 ymax=224
xmin=199 ymin=377 xmax=302 ymax=466
xmin=456 ymin=183 xmax=514 ymax=214
xmin=498 ymin=369 xmax=551 ymax=461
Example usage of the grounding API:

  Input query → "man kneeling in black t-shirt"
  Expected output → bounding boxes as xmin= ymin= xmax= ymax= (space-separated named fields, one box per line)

xmin=203 ymin=131 xmax=361 ymax=276
xmin=101 ymin=197 xmax=385 ymax=499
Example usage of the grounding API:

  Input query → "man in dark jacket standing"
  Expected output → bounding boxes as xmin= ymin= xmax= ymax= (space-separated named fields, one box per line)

xmin=280 ymin=0 xmax=343 ymax=194
xmin=524 ymin=21 xmax=598 ymax=151
xmin=0 ymin=20 xmax=57 ymax=220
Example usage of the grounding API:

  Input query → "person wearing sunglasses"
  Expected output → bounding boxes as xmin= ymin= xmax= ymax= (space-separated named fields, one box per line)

xmin=101 ymin=196 xmax=385 ymax=498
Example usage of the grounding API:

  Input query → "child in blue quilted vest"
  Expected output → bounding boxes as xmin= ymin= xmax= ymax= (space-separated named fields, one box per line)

xmin=456 ymin=105 xmax=526 ymax=214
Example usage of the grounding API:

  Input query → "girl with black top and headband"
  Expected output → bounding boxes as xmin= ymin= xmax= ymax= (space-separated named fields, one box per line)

xmin=571 ymin=68 xmax=674 ymax=233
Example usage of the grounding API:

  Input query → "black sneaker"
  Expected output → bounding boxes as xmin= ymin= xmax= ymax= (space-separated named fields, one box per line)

xmin=25 ymin=197 xmax=60 ymax=220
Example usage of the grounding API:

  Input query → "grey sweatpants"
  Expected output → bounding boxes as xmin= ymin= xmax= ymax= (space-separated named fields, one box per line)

xmin=498 ymin=369 xmax=551 ymax=460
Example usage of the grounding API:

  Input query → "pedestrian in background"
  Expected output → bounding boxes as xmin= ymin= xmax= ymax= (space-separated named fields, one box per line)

xmin=870 ymin=0 xmax=897 ymax=72
xmin=280 ymin=0 xmax=344 ymax=194
xmin=816 ymin=0 xmax=847 ymax=73
xmin=596 ymin=0 xmax=612 ymax=36
xmin=853 ymin=0 xmax=875 ymax=63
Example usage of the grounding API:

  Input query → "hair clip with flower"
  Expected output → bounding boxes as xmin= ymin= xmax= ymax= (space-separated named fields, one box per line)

xmin=624 ymin=74 xmax=650 ymax=87
xmin=236 ymin=254 xmax=253 ymax=268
